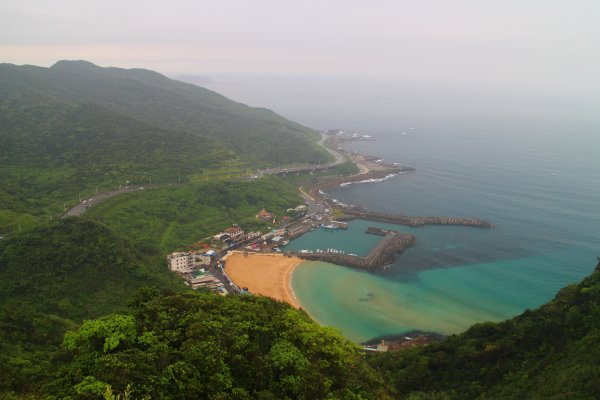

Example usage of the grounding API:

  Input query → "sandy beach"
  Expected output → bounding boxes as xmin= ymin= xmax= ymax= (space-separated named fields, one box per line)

xmin=223 ymin=252 xmax=303 ymax=308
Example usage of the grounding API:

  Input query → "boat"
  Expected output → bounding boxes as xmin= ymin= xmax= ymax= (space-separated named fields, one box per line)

xmin=320 ymin=224 xmax=339 ymax=230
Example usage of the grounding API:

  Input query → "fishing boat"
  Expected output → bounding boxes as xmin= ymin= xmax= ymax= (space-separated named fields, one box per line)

xmin=320 ymin=224 xmax=339 ymax=230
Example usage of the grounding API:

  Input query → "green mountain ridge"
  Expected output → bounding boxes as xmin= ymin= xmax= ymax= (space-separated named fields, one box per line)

xmin=1 ymin=60 xmax=328 ymax=163
xmin=0 ymin=60 xmax=330 ymax=232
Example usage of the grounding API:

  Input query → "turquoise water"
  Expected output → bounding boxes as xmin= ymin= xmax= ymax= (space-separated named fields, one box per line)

xmin=290 ymin=118 xmax=600 ymax=343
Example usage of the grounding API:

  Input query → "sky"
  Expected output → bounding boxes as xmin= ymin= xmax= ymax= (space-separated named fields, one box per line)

xmin=1 ymin=0 xmax=599 ymax=103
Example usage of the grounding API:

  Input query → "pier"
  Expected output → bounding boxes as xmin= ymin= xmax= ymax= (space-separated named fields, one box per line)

xmin=295 ymin=230 xmax=415 ymax=271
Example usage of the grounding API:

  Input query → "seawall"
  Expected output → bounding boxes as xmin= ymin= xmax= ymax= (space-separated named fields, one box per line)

xmin=295 ymin=230 xmax=415 ymax=271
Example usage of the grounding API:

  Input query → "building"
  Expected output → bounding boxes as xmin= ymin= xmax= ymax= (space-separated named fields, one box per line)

xmin=168 ymin=250 xmax=217 ymax=271
xmin=260 ymin=232 xmax=274 ymax=243
xmin=256 ymin=209 xmax=274 ymax=221
xmin=167 ymin=252 xmax=195 ymax=273
xmin=196 ymin=252 xmax=212 ymax=266
xmin=245 ymin=231 xmax=262 ymax=240
xmin=224 ymin=226 xmax=244 ymax=240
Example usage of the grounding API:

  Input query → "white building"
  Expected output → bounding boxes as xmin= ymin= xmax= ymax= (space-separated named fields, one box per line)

xmin=167 ymin=252 xmax=195 ymax=273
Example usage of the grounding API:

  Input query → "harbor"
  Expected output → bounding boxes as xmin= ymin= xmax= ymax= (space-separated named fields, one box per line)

xmin=261 ymin=129 xmax=495 ymax=271
xmin=294 ymin=228 xmax=416 ymax=271
xmin=163 ymin=129 xmax=496 ymax=311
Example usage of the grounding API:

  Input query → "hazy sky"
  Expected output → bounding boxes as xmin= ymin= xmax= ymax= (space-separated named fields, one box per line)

xmin=1 ymin=0 xmax=599 ymax=97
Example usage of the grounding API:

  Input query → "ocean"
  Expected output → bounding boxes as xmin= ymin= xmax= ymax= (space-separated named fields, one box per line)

xmin=286 ymin=120 xmax=600 ymax=342
xmin=202 ymin=75 xmax=600 ymax=343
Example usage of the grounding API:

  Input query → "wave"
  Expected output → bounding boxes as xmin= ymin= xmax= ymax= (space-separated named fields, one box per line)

xmin=339 ymin=173 xmax=398 ymax=187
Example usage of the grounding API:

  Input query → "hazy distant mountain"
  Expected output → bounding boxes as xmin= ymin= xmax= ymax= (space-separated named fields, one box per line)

xmin=0 ymin=60 xmax=328 ymax=165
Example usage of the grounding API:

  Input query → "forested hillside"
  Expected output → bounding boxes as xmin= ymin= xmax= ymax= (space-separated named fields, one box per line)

xmin=0 ymin=60 xmax=329 ymax=233
xmin=47 ymin=290 xmax=389 ymax=400
xmin=0 ymin=218 xmax=184 ymax=394
xmin=0 ymin=60 xmax=328 ymax=165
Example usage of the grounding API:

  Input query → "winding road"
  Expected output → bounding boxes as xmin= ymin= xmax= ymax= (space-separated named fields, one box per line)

xmin=62 ymin=132 xmax=346 ymax=218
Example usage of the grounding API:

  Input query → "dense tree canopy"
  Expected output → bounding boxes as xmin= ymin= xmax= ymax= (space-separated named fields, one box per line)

xmin=0 ymin=218 xmax=184 ymax=394
xmin=48 ymin=289 xmax=388 ymax=400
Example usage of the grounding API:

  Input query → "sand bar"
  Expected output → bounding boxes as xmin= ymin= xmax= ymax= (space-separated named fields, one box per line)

xmin=224 ymin=251 xmax=303 ymax=308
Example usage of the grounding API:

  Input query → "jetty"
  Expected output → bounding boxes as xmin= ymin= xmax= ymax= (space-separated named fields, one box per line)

xmin=295 ymin=230 xmax=415 ymax=271
xmin=366 ymin=226 xmax=396 ymax=236
xmin=338 ymin=209 xmax=494 ymax=228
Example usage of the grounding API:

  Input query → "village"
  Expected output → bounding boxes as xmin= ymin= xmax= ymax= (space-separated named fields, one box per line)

xmin=165 ymin=200 xmax=351 ymax=294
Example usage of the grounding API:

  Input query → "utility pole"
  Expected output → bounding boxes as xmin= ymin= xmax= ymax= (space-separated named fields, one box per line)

xmin=79 ymin=193 xmax=81 ymax=202
xmin=63 ymin=202 xmax=66 ymax=212
xmin=18 ymin=223 xmax=21 ymax=232
xmin=49 ymin=211 xmax=53 ymax=221
xmin=96 ymin=187 xmax=99 ymax=195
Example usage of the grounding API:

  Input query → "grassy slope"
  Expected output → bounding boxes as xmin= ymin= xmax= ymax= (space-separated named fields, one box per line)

xmin=83 ymin=175 xmax=303 ymax=254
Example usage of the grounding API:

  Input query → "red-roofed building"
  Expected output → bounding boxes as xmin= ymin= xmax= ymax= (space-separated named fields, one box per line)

xmin=256 ymin=209 xmax=274 ymax=221
xmin=224 ymin=226 xmax=244 ymax=239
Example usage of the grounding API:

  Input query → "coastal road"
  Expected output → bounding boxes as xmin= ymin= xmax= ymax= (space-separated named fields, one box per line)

xmin=64 ymin=131 xmax=346 ymax=218
xmin=251 ymin=132 xmax=346 ymax=178
xmin=62 ymin=186 xmax=147 ymax=218
xmin=318 ymin=131 xmax=346 ymax=165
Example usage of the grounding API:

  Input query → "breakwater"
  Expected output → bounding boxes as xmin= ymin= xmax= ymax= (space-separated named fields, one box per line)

xmin=295 ymin=231 xmax=415 ymax=271
xmin=366 ymin=226 xmax=396 ymax=236
xmin=339 ymin=209 xmax=494 ymax=228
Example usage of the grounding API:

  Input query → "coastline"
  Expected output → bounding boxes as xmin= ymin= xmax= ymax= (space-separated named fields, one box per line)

xmin=224 ymin=251 xmax=303 ymax=309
